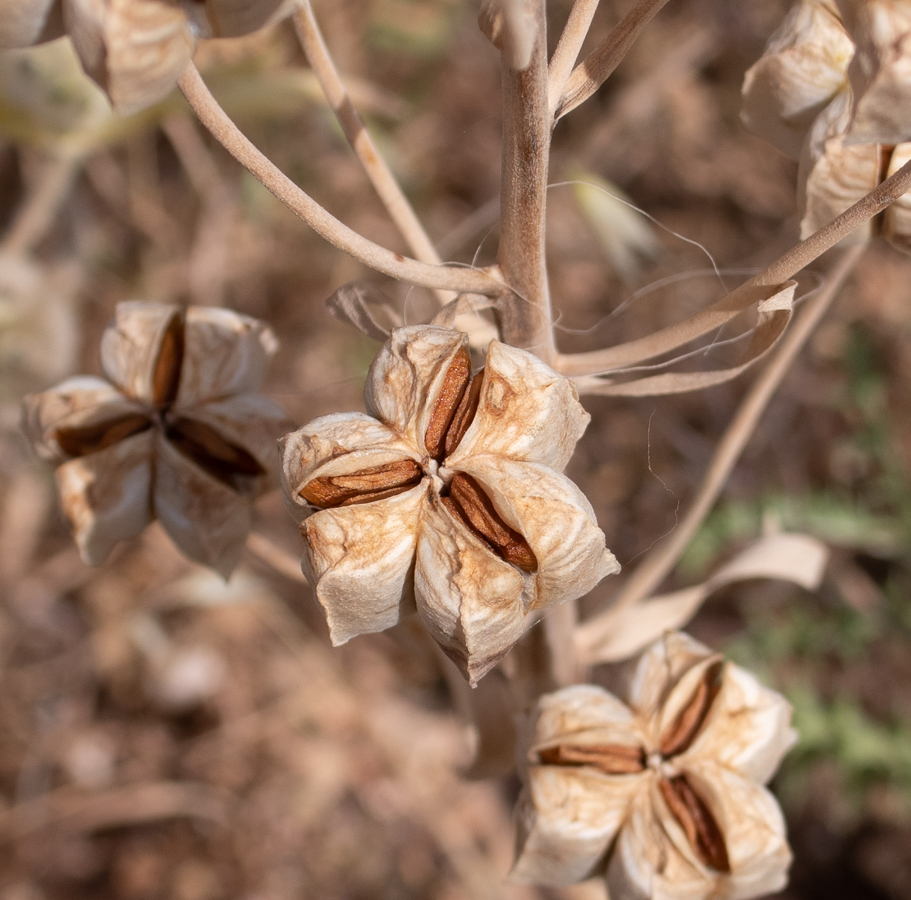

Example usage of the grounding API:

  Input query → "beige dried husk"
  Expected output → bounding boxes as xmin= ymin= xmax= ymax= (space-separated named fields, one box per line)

xmin=280 ymin=325 xmax=619 ymax=685
xmin=183 ymin=0 xmax=298 ymax=38
xmin=23 ymin=301 xmax=290 ymax=576
xmin=0 ymin=0 xmax=64 ymax=47
xmin=513 ymin=632 xmax=796 ymax=899
xmin=883 ymin=142 xmax=911 ymax=251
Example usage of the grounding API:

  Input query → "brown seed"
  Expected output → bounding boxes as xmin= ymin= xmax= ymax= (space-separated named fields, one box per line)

xmin=54 ymin=413 xmax=153 ymax=458
xmin=539 ymin=742 xmax=646 ymax=775
xmin=443 ymin=473 xmax=537 ymax=572
xmin=658 ymin=774 xmax=730 ymax=872
xmin=424 ymin=347 xmax=471 ymax=460
xmin=659 ymin=660 xmax=724 ymax=758
xmin=300 ymin=459 xmax=423 ymax=508
xmin=167 ymin=417 xmax=265 ymax=488
xmin=444 ymin=369 xmax=484 ymax=458
xmin=152 ymin=312 xmax=185 ymax=408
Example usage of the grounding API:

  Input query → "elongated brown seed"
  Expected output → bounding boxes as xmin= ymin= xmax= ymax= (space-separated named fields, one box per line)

xmin=443 ymin=473 xmax=537 ymax=572
xmin=424 ymin=347 xmax=471 ymax=460
xmin=152 ymin=312 xmax=185 ymax=408
xmin=54 ymin=413 xmax=153 ymax=458
xmin=659 ymin=660 xmax=724 ymax=758
xmin=539 ymin=742 xmax=646 ymax=775
xmin=658 ymin=775 xmax=730 ymax=872
xmin=167 ymin=417 xmax=265 ymax=488
xmin=444 ymin=369 xmax=484 ymax=458
xmin=300 ymin=459 xmax=423 ymax=508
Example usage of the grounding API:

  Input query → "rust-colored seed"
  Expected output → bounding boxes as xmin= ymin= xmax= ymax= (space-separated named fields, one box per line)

xmin=539 ymin=743 xmax=646 ymax=775
xmin=659 ymin=660 xmax=724 ymax=758
xmin=658 ymin=775 xmax=730 ymax=872
xmin=444 ymin=369 xmax=484 ymax=458
xmin=55 ymin=413 xmax=152 ymax=458
xmin=152 ymin=313 xmax=185 ymax=408
xmin=167 ymin=417 xmax=265 ymax=488
xmin=424 ymin=347 xmax=471 ymax=460
xmin=443 ymin=473 xmax=537 ymax=572
xmin=300 ymin=459 xmax=422 ymax=508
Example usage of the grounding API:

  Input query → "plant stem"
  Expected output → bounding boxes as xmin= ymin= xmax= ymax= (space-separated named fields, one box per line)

xmin=555 ymin=155 xmax=911 ymax=376
xmin=496 ymin=0 xmax=557 ymax=361
xmin=589 ymin=244 xmax=864 ymax=623
xmin=555 ymin=0 xmax=672 ymax=121
xmin=293 ymin=2 xmax=452 ymax=307
xmin=177 ymin=62 xmax=504 ymax=297
xmin=547 ymin=0 xmax=602 ymax=120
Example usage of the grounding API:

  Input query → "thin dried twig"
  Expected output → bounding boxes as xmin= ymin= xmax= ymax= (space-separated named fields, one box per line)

xmin=548 ymin=0 xmax=602 ymax=120
xmin=555 ymin=156 xmax=911 ymax=376
xmin=496 ymin=0 xmax=557 ymax=361
xmin=293 ymin=3 xmax=452 ymax=307
xmin=584 ymin=243 xmax=864 ymax=628
xmin=555 ymin=0 xmax=672 ymax=121
xmin=245 ymin=531 xmax=308 ymax=583
xmin=177 ymin=63 xmax=504 ymax=297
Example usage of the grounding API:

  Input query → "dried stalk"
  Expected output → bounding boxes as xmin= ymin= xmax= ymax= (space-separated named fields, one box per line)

xmin=177 ymin=62 xmax=504 ymax=297
xmin=556 ymin=155 xmax=911 ymax=376
xmin=496 ymin=0 xmax=557 ymax=361
xmin=555 ymin=0 xmax=672 ymax=121
xmin=293 ymin=2 xmax=452 ymax=307
xmin=547 ymin=0 xmax=602 ymax=119
xmin=582 ymin=243 xmax=864 ymax=631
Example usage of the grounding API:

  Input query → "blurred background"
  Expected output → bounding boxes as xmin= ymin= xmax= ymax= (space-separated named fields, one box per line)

xmin=2 ymin=0 xmax=911 ymax=897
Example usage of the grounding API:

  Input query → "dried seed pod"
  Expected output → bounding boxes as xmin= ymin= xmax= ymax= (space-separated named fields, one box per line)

xmin=185 ymin=0 xmax=297 ymax=38
xmin=23 ymin=301 xmax=291 ymax=575
xmin=0 ymin=0 xmax=64 ymax=47
xmin=742 ymin=0 xmax=853 ymax=159
xmin=883 ymin=142 xmax=911 ymax=251
xmin=280 ymin=325 xmax=619 ymax=685
xmin=513 ymin=633 xmax=796 ymax=897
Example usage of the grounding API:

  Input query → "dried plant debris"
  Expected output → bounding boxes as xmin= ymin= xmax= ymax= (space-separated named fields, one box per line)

xmin=742 ymin=0 xmax=911 ymax=250
xmin=23 ymin=301 xmax=291 ymax=576
xmin=280 ymin=325 xmax=619 ymax=685
xmin=513 ymin=632 xmax=796 ymax=898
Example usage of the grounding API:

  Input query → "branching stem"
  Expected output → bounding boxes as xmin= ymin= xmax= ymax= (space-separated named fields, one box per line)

xmin=177 ymin=62 xmax=503 ymax=297
xmin=548 ymin=0 xmax=602 ymax=120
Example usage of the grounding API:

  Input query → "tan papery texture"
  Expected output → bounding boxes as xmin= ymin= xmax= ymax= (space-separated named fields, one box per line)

xmin=0 ymin=0 xmax=64 ymax=46
xmin=883 ymin=141 xmax=911 ymax=251
xmin=512 ymin=633 xmax=795 ymax=897
xmin=23 ymin=301 xmax=289 ymax=575
xmin=187 ymin=0 xmax=297 ymax=37
xmin=742 ymin=0 xmax=853 ymax=159
xmin=280 ymin=325 xmax=618 ymax=684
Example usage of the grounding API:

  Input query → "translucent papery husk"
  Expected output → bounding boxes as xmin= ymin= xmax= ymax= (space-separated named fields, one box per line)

xmin=55 ymin=430 xmax=154 ymax=565
xmin=797 ymin=89 xmax=881 ymax=242
xmin=445 ymin=340 xmax=590 ymax=473
xmin=364 ymin=325 xmax=468 ymax=454
xmin=176 ymin=306 xmax=279 ymax=406
xmin=153 ymin=434 xmax=252 ymax=578
xmin=279 ymin=413 xmax=421 ymax=523
xmin=883 ymin=142 xmax=911 ymax=252
xmin=741 ymin=0 xmax=853 ymax=159
xmin=837 ymin=0 xmax=911 ymax=144
xmin=0 ymin=0 xmax=64 ymax=47
xmin=415 ymin=495 xmax=527 ymax=685
xmin=21 ymin=375 xmax=147 ymax=461
xmin=185 ymin=0 xmax=297 ymax=38
xmin=530 ymin=683 xmax=642 ymax=751
xmin=453 ymin=455 xmax=619 ymax=612
xmin=63 ymin=0 xmax=194 ymax=115
xmin=300 ymin=482 xmax=426 ymax=644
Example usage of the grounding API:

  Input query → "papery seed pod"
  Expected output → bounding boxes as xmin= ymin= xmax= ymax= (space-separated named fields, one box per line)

xmin=182 ymin=0 xmax=298 ymax=38
xmin=280 ymin=325 xmax=619 ymax=685
xmin=742 ymin=0 xmax=853 ymax=159
xmin=797 ymin=89 xmax=881 ymax=240
xmin=63 ymin=0 xmax=195 ymax=114
xmin=513 ymin=633 xmax=796 ymax=898
xmin=837 ymin=0 xmax=911 ymax=145
xmin=882 ymin=142 xmax=911 ymax=252
xmin=0 ymin=0 xmax=64 ymax=47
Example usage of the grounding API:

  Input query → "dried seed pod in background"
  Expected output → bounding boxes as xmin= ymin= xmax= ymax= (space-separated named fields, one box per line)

xmin=23 ymin=301 xmax=291 ymax=576
xmin=882 ymin=142 xmax=911 ymax=251
xmin=280 ymin=325 xmax=619 ymax=685
xmin=513 ymin=632 xmax=796 ymax=899
xmin=741 ymin=0 xmax=853 ymax=160
xmin=0 ymin=0 xmax=64 ymax=47
xmin=183 ymin=0 xmax=299 ymax=38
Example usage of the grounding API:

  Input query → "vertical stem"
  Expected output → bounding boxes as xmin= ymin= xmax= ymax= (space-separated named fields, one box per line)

xmin=548 ymin=0 xmax=601 ymax=119
xmin=496 ymin=0 xmax=557 ymax=362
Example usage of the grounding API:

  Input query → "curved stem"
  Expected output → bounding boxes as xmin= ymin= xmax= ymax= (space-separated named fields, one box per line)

xmin=177 ymin=62 xmax=504 ymax=297
xmin=548 ymin=0 xmax=602 ymax=120
xmin=587 ymin=244 xmax=864 ymax=625
xmin=293 ymin=3 xmax=452 ymax=307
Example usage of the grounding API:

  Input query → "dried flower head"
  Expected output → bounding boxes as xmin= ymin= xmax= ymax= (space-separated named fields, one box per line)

xmin=513 ymin=632 xmax=796 ymax=898
xmin=23 ymin=301 xmax=290 ymax=576
xmin=280 ymin=325 xmax=619 ymax=685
